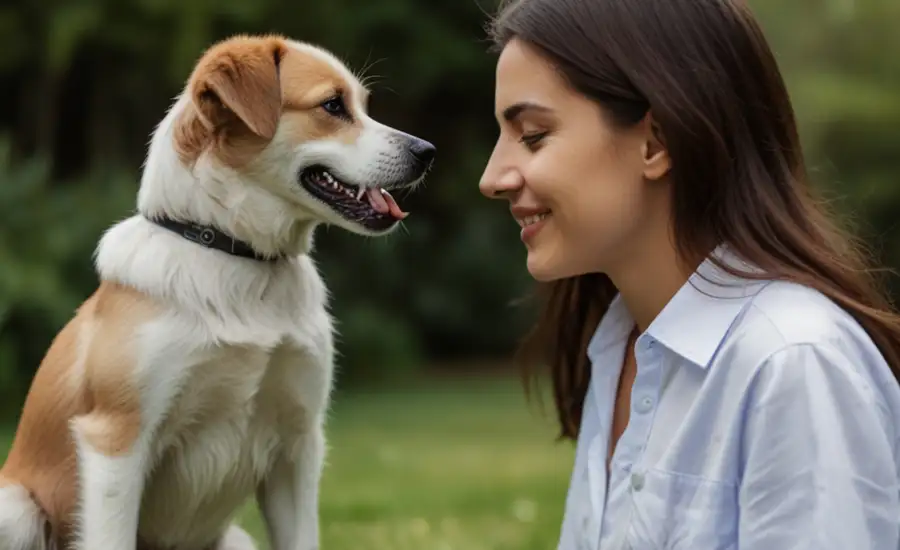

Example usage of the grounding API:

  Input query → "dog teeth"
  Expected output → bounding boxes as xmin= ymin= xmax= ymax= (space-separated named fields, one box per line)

xmin=321 ymin=171 xmax=339 ymax=189
xmin=315 ymin=169 xmax=366 ymax=201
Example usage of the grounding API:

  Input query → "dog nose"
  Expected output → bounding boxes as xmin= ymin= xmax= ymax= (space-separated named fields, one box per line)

xmin=408 ymin=138 xmax=436 ymax=166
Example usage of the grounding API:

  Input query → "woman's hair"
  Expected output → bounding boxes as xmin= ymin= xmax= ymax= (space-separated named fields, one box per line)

xmin=489 ymin=0 xmax=900 ymax=440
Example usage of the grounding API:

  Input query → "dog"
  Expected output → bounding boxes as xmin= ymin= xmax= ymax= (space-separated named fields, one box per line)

xmin=0 ymin=33 xmax=434 ymax=550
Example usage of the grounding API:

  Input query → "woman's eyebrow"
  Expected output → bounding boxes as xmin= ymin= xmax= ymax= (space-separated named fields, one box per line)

xmin=502 ymin=101 xmax=554 ymax=122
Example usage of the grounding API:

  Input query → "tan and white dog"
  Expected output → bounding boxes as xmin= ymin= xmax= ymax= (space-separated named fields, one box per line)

xmin=0 ymin=34 xmax=434 ymax=550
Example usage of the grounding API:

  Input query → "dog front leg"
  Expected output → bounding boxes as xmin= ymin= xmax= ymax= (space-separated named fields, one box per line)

xmin=71 ymin=418 xmax=151 ymax=550
xmin=69 ymin=331 xmax=196 ymax=550
xmin=257 ymin=419 xmax=326 ymax=550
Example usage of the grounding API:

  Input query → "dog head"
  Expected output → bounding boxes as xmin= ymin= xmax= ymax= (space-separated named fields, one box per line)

xmin=169 ymin=34 xmax=434 ymax=238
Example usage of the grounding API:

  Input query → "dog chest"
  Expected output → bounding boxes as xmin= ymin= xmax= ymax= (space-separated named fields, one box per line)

xmin=138 ymin=340 xmax=321 ymax=547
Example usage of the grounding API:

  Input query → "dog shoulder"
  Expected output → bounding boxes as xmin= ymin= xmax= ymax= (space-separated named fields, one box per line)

xmin=70 ymin=282 xmax=169 ymax=455
xmin=0 ymin=281 xmax=171 ymax=529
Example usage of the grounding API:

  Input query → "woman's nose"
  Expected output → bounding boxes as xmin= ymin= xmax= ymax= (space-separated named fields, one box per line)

xmin=479 ymin=160 xmax=523 ymax=199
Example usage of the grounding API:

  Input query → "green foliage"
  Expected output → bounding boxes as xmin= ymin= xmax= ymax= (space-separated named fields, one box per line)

xmin=759 ymin=0 xmax=900 ymax=287
xmin=0 ymin=139 xmax=137 ymax=408
xmin=1 ymin=0 xmax=899 ymax=398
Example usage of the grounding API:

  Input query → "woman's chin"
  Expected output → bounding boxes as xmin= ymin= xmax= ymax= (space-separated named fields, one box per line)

xmin=526 ymin=247 xmax=590 ymax=282
xmin=526 ymin=253 xmax=563 ymax=282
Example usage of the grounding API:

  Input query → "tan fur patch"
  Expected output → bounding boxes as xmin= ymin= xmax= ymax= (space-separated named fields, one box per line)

xmin=273 ymin=46 xmax=364 ymax=148
xmin=174 ymin=35 xmax=288 ymax=167
xmin=173 ymin=34 xmax=365 ymax=167
xmin=0 ymin=282 xmax=161 ymax=544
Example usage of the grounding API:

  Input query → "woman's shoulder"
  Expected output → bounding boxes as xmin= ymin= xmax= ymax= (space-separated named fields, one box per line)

xmin=720 ymin=280 xmax=899 ymax=411
xmin=738 ymin=280 xmax=869 ymax=349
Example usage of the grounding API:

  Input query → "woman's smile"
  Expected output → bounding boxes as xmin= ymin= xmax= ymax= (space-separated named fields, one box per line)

xmin=511 ymin=205 xmax=551 ymax=242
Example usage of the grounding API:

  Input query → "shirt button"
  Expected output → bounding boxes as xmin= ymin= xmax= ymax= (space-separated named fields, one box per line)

xmin=631 ymin=472 xmax=645 ymax=491
xmin=634 ymin=395 xmax=654 ymax=414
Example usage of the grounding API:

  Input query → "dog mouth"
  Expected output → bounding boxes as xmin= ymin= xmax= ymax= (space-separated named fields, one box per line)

xmin=299 ymin=165 xmax=408 ymax=231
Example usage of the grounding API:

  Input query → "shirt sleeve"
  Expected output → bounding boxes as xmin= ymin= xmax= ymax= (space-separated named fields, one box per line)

xmin=738 ymin=342 xmax=900 ymax=549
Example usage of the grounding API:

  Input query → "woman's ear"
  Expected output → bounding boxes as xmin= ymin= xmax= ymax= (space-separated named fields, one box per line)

xmin=639 ymin=114 xmax=671 ymax=181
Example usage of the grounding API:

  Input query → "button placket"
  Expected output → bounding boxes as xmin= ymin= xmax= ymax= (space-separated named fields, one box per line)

xmin=635 ymin=396 xmax=651 ymax=414
xmin=630 ymin=471 xmax=646 ymax=492
xmin=626 ymin=336 xmax=661 ymax=501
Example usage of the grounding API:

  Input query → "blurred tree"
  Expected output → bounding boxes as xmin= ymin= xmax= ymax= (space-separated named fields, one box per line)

xmin=0 ymin=0 xmax=897 ymax=404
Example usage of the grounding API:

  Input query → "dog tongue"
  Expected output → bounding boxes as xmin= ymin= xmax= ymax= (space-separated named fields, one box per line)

xmin=366 ymin=187 xmax=408 ymax=220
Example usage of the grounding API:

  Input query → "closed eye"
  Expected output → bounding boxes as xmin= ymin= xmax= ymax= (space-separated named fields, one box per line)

xmin=520 ymin=131 xmax=548 ymax=150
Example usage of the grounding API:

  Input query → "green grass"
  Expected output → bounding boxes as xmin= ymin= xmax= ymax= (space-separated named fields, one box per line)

xmin=0 ymin=375 xmax=574 ymax=550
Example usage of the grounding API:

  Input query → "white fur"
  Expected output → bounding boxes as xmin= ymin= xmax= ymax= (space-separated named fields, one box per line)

xmin=0 ymin=485 xmax=47 ymax=550
xmin=137 ymin=41 xmax=428 ymax=253
xmin=220 ymin=525 xmax=258 ymax=550
xmin=0 ymin=38 xmax=432 ymax=550
xmin=78 ymin=42 xmax=342 ymax=550
xmin=73 ymin=430 xmax=148 ymax=549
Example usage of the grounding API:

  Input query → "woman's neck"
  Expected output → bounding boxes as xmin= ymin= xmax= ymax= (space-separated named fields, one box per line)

xmin=608 ymin=234 xmax=700 ymax=333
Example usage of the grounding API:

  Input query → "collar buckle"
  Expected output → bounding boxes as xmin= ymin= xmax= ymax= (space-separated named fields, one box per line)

xmin=145 ymin=215 xmax=282 ymax=263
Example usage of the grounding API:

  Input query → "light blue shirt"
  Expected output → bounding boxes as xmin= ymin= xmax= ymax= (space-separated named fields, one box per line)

xmin=558 ymin=249 xmax=900 ymax=550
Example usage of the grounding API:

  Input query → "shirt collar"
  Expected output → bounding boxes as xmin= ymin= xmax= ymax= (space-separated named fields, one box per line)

xmin=586 ymin=293 xmax=632 ymax=361
xmin=587 ymin=245 xmax=771 ymax=369
xmin=646 ymin=246 xmax=770 ymax=367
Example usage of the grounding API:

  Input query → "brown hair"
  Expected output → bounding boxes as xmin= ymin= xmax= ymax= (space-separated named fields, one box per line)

xmin=489 ymin=0 xmax=900 ymax=440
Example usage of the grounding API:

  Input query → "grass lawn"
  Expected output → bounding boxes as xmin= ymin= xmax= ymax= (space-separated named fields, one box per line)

xmin=0 ymin=375 xmax=574 ymax=550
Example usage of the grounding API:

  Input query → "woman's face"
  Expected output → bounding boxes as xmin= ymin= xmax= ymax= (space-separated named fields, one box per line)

xmin=480 ymin=38 xmax=670 ymax=282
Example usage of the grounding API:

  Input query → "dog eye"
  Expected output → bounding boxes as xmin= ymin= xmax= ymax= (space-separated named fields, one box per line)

xmin=321 ymin=96 xmax=348 ymax=117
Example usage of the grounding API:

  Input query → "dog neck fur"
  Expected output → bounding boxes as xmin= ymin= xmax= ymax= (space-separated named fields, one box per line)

xmin=137 ymin=93 xmax=318 ymax=258
xmin=95 ymin=94 xmax=322 ymax=318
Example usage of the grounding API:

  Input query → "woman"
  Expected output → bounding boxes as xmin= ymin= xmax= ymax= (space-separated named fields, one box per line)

xmin=479 ymin=0 xmax=900 ymax=548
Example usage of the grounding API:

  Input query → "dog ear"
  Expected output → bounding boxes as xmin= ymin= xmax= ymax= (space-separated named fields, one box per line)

xmin=189 ymin=37 xmax=287 ymax=141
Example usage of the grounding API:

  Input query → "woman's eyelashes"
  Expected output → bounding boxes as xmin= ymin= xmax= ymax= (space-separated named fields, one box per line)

xmin=520 ymin=131 xmax=549 ymax=150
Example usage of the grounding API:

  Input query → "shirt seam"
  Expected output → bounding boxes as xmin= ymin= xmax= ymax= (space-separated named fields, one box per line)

xmin=742 ymin=337 xmax=890 ymax=418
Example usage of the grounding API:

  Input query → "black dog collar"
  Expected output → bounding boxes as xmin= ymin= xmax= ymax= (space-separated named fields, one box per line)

xmin=146 ymin=215 xmax=284 ymax=262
